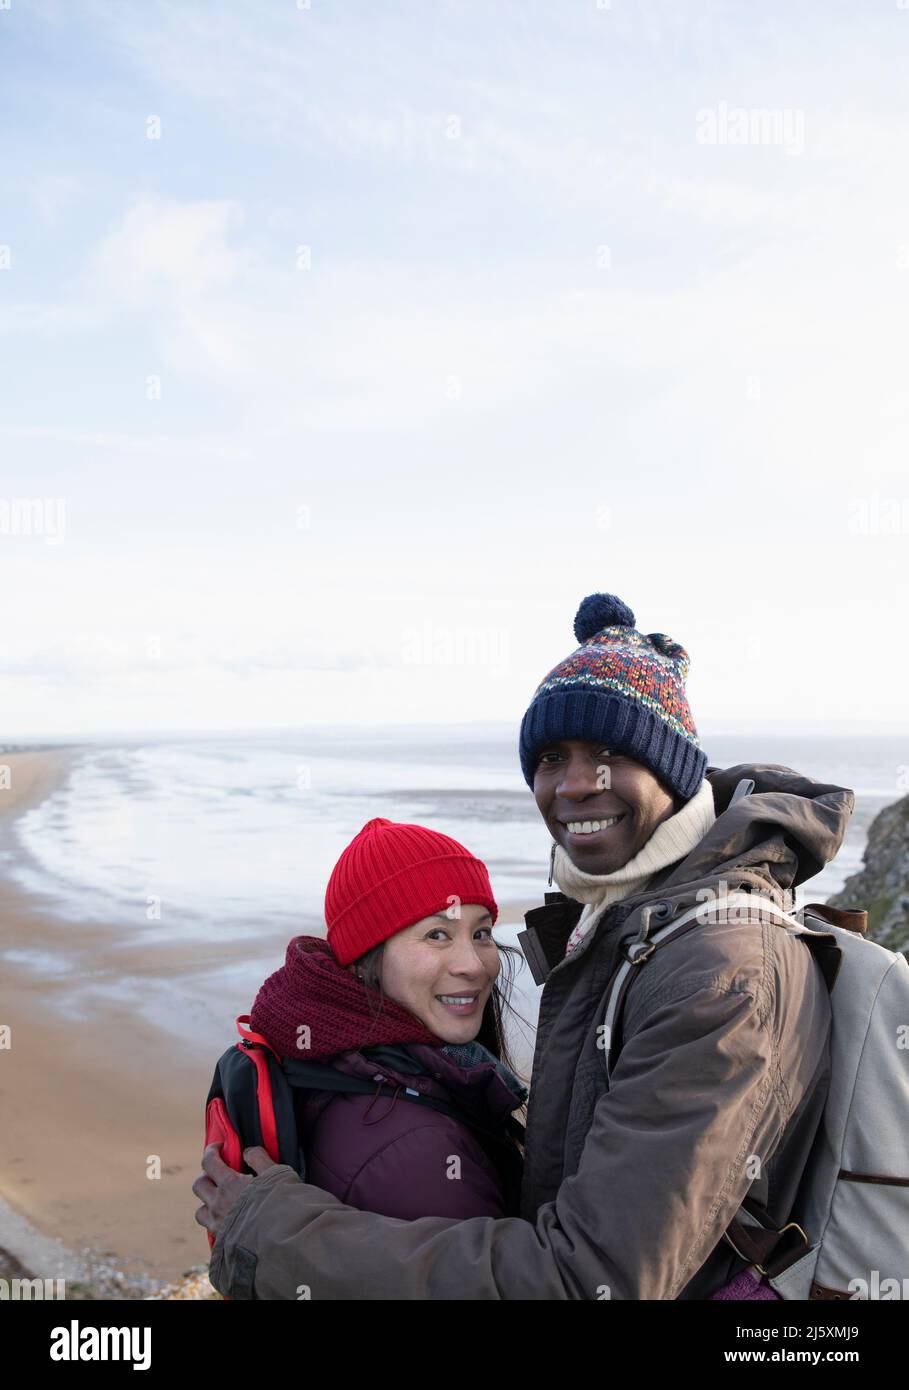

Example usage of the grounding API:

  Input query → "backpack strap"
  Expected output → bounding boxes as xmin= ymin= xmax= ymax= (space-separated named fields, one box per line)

xmin=723 ymin=1202 xmax=811 ymax=1279
xmin=601 ymin=888 xmax=843 ymax=1080
xmin=599 ymin=889 xmax=821 ymax=1281
xmin=801 ymin=901 xmax=868 ymax=936
xmin=601 ymin=890 xmax=771 ymax=1082
xmin=284 ymin=1054 xmax=522 ymax=1148
xmin=236 ymin=1014 xmax=281 ymax=1059
xmin=233 ymin=1019 xmax=281 ymax=1162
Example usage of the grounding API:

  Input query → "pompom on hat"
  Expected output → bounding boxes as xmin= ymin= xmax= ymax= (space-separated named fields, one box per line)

xmin=518 ymin=592 xmax=708 ymax=802
xmin=325 ymin=817 xmax=498 ymax=966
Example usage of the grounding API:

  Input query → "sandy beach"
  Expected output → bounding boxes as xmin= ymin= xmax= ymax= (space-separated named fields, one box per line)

xmin=0 ymin=751 xmax=224 ymax=1288
xmin=0 ymin=749 xmax=539 ymax=1293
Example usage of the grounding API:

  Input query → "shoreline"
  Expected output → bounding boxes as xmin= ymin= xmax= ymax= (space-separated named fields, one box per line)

xmin=0 ymin=747 xmax=540 ymax=1294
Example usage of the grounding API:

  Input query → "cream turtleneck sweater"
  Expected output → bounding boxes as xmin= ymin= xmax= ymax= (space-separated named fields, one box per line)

xmin=554 ymin=778 xmax=717 ymax=957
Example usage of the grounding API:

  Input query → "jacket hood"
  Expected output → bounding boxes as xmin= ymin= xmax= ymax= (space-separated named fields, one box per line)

xmin=658 ymin=762 xmax=855 ymax=894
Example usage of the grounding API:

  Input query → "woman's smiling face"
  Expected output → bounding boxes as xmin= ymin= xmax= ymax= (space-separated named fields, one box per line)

xmin=371 ymin=903 xmax=501 ymax=1042
xmin=533 ymin=738 xmax=677 ymax=874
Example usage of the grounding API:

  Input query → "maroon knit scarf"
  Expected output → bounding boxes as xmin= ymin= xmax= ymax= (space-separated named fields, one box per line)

xmin=248 ymin=934 xmax=445 ymax=1061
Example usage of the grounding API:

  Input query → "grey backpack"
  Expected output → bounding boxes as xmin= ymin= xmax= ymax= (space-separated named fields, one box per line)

xmin=601 ymin=884 xmax=909 ymax=1300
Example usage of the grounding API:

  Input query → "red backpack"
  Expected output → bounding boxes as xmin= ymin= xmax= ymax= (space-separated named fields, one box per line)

xmin=204 ymin=1015 xmax=411 ymax=1247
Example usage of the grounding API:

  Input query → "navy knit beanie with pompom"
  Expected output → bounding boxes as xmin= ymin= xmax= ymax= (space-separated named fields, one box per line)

xmin=517 ymin=592 xmax=707 ymax=801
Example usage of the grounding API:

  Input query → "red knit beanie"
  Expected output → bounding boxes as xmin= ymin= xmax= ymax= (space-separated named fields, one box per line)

xmin=325 ymin=817 xmax=498 ymax=966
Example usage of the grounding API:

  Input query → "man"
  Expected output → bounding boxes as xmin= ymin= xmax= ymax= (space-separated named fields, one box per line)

xmin=194 ymin=590 xmax=852 ymax=1299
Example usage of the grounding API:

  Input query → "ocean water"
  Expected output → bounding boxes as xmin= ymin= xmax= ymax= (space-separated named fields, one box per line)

xmin=3 ymin=726 xmax=903 ymax=939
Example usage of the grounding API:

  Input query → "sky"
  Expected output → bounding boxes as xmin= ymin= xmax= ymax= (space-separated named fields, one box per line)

xmin=1 ymin=0 xmax=908 ymax=737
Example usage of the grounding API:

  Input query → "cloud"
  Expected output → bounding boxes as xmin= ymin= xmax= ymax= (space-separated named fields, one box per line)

xmin=87 ymin=196 xmax=250 ymax=308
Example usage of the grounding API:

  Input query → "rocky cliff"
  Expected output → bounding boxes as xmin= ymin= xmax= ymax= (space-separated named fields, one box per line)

xmin=827 ymin=793 xmax=909 ymax=954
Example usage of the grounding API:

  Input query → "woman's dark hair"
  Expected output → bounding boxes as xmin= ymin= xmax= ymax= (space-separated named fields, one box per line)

xmin=350 ymin=930 xmax=530 ymax=1084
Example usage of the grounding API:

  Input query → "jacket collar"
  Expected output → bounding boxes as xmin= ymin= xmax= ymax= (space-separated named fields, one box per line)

xmin=517 ymin=877 xmax=685 ymax=985
xmin=517 ymin=893 xmax=584 ymax=983
xmin=326 ymin=1040 xmax=527 ymax=1126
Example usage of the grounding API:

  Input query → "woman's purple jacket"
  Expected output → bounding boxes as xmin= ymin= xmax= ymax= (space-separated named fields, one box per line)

xmin=295 ymin=1039 xmax=527 ymax=1220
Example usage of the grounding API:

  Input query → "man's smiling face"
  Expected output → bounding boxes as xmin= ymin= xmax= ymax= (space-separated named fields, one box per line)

xmin=533 ymin=738 xmax=678 ymax=873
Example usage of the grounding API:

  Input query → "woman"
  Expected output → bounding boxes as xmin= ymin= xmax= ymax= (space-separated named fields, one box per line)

xmin=240 ymin=816 xmax=527 ymax=1219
